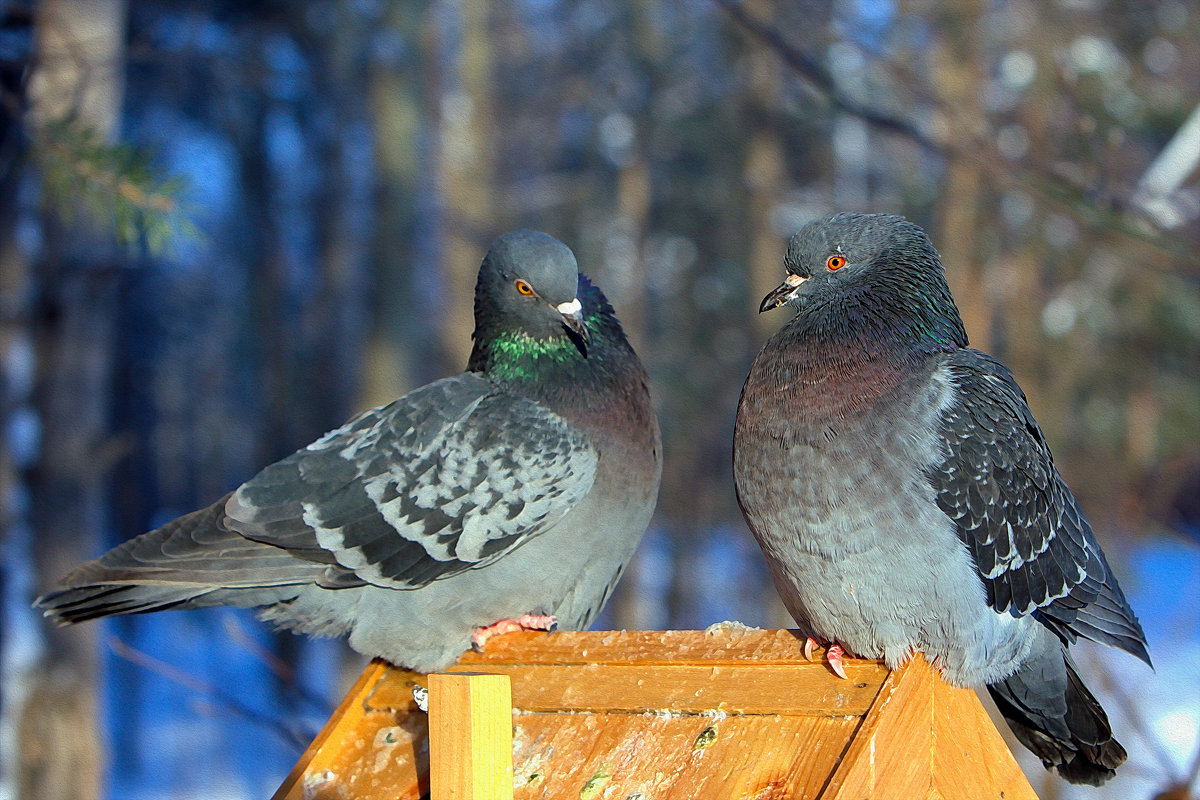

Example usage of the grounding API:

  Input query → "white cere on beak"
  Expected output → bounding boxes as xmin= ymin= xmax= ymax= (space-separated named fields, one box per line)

xmin=785 ymin=273 xmax=808 ymax=287
xmin=556 ymin=298 xmax=582 ymax=315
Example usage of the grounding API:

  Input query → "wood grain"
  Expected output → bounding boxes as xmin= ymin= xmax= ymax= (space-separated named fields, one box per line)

xmin=932 ymin=669 xmax=1040 ymax=800
xmin=271 ymin=660 xmax=430 ymax=800
xmin=511 ymin=712 xmax=861 ymax=800
xmin=429 ymin=673 xmax=513 ymax=800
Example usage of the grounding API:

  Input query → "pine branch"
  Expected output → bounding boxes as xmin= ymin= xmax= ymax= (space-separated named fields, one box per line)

xmin=32 ymin=117 xmax=200 ymax=256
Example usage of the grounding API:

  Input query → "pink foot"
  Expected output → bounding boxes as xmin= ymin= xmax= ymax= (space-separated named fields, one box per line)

xmin=471 ymin=614 xmax=558 ymax=651
xmin=802 ymin=636 xmax=849 ymax=679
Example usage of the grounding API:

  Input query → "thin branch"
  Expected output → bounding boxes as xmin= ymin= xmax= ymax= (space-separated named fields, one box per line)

xmin=1084 ymin=645 xmax=1181 ymax=783
xmin=108 ymin=636 xmax=316 ymax=752
xmin=221 ymin=617 xmax=337 ymax=714
xmin=38 ymin=127 xmax=179 ymax=214
xmin=712 ymin=0 xmax=1199 ymax=262
xmin=1133 ymin=103 xmax=1200 ymax=230
xmin=711 ymin=0 xmax=943 ymax=154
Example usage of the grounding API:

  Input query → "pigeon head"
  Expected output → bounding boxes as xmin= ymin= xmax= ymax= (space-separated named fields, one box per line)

xmin=759 ymin=213 xmax=968 ymax=353
xmin=471 ymin=230 xmax=592 ymax=356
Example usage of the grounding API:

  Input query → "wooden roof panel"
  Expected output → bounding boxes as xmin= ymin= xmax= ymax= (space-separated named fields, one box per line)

xmin=273 ymin=629 xmax=1039 ymax=800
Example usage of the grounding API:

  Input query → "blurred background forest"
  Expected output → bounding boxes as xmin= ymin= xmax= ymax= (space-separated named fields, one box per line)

xmin=0 ymin=0 xmax=1197 ymax=798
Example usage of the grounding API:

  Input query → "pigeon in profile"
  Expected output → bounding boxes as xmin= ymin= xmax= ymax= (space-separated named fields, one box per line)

xmin=733 ymin=213 xmax=1149 ymax=785
xmin=39 ymin=230 xmax=662 ymax=673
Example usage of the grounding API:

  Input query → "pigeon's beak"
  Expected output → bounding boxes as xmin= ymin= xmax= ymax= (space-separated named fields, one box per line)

xmin=556 ymin=298 xmax=591 ymax=350
xmin=759 ymin=273 xmax=809 ymax=313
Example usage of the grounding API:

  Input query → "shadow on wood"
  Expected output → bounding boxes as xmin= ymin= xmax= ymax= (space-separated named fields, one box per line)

xmin=271 ymin=628 xmax=1038 ymax=800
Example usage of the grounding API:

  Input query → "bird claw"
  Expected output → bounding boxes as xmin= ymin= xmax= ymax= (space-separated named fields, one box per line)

xmin=518 ymin=613 xmax=558 ymax=633
xmin=471 ymin=614 xmax=559 ymax=652
xmin=826 ymin=644 xmax=848 ymax=679
xmin=803 ymin=636 xmax=849 ymax=678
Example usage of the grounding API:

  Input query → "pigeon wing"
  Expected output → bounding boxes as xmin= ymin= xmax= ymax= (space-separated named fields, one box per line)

xmin=929 ymin=349 xmax=1149 ymax=665
xmin=225 ymin=372 xmax=598 ymax=589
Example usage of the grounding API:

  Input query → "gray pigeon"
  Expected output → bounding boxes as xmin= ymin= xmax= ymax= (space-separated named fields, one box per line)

xmin=733 ymin=213 xmax=1149 ymax=785
xmin=38 ymin=230 xmax=661 ymax=673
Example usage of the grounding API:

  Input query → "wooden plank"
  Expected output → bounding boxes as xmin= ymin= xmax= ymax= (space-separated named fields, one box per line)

xmin=429 ymin=673 xmax=514 ymax=800
xmin=451 ymin=662 xmax=883 ymax=715
xmin=365 ymin=630 xmax=889 ymax=715
xmin=271 ymin=659 xmax=388 ymax=800
xmin=454 ymin=627 xmax=872 ymax=666
xmin=821 ymin=656 xmax=1041 ymax=800
xmin=510 ymin=712 xmax=862 ymax=800
xmin=821 ymin=655 xmax=935 ymax=799
xmin=292 ymin=710 xmax=428 ymax=800
xmin=272 ymin=660 xmax=428 ymax=800
xmin=931 ymin=680 xmax=1040 ymax=800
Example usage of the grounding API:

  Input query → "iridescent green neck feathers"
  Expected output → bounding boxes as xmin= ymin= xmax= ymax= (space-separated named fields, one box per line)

xmin=469 ymin=277 xmax=629 ymax=388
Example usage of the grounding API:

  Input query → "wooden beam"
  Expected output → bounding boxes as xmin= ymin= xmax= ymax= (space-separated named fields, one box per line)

xmin=429 ymin=672 xmax=513 ymax=800
xmin=823 ymin=655 xmax=937 ymax=799
xmin=823 ymin=654 xmax=1039 ymax=800
xmin=270 ymin=660 xmax=429 ymax=800
xmin=931 ymin=666 xmax=1039 ymax=800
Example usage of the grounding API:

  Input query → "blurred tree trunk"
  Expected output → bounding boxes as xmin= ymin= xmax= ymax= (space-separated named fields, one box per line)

xmin=611 ymin=157 xmax=651 ymax=346
xmin=239 ymin=96 xmax=291 ymax=469
xmin=435 ymin=0 xmax=494 ymax=371
xmin=272 ymin=0 xmax=376 ymax=692
xmin=309 ymin=2 xmax=372 ymax=431
xmin=602 ymin=4 xmax=658 ymax=632
xmin=603 ymin=167 xmax=655 ymax=631
xmin=610 ymin=4 xmax=659 ymax=351
xmin=363 ymin=0 xmax=431 ymax=406
xmin=739 ymin=1 xmax=789 ymax=627
xmin=743 ymin=0 xmax=786 ymax=340
xmin=926 ymin=0 xmax=990 ymax=352
xmin=21 ymin=1 xmax=127 ymax=799
xmin=0 ymin=5 xmax=33 ymax=794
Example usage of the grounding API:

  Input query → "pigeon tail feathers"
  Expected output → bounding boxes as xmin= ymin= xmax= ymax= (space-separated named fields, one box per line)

xmin=36 ymin=495 xmax=320 ymax=623
xmin=986 ymin=631 xmax=1126 ymax=785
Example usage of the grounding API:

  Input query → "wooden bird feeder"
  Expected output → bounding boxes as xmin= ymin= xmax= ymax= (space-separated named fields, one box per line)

xmin=272 ymin=628 xmax=1038 ymax=800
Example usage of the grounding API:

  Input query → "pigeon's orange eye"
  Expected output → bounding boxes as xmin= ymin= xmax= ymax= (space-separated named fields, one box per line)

xmin=826 ymin=255 xmax=846 ymax=271
xmin=515 ymin=280 xmax=535 ymax=296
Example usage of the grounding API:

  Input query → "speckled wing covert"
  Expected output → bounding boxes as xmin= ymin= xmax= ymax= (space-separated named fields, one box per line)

xmin=224 ymin=371 xmax=598 ymax=590
xmin=929 ymin=349 xmax=1149 ymax=665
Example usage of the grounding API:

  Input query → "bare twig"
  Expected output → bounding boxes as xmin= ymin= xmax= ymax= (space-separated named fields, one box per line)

xmin=1084 ymin=646 xmax=1180 ymax=783
xmin=711 ymin=0 xmax=943 ymax=154
xmin=107 ymin=636 xmax=315 ymax=751
xmin=221 ymin=616 xmax=337 ymax=714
